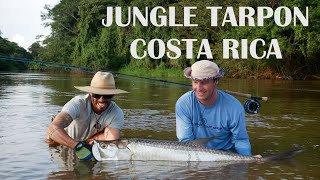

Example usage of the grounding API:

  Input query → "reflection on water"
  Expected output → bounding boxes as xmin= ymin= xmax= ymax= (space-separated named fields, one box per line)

xmin=124 ymin=109 xmax=175 ymax=131
xmin=47 ymin=160 xmax=251 ymax=179
xmin=92 ymin=161 xmax=250 ymax=179
xmin=48 ymin=145 xmax=250 ymax=179
xmin=0 ymin=72 xmax=319 ymax=179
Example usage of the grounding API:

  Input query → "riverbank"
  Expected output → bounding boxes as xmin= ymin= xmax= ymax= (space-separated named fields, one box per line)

xmin=119 ymin=63 xmax=320 ymax=80
xmin=3 ymin=57 xmax=318 ymax=80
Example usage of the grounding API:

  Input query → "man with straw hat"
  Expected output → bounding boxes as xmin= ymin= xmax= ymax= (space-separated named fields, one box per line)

xmin=176 ymin=60 xmax=254 ymax=156
xmin=46 ymin=71 xmax=128 ymax=161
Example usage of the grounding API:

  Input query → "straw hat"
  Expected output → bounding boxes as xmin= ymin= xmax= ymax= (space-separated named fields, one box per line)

xmin=74 ymin=71 xmax=128 ymax=95
xmin=184 ymin=60 xmax=224 ymax=80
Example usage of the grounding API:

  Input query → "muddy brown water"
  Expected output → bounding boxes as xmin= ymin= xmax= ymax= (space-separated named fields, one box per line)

xmin=0 ymin=72 xmax=319 ymax=179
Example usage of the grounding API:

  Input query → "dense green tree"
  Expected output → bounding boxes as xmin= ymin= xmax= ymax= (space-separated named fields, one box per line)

xmin=33 ymin=0 xmax=319 ymax=79
xmin=0 ymin=35 xmax=31 ymax=70
xmin=38 ymin=0 xmax=80 ymax=65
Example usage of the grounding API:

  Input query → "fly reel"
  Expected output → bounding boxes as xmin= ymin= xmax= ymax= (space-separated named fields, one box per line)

xmin=244 ymin=99 xmax=261 ymax=114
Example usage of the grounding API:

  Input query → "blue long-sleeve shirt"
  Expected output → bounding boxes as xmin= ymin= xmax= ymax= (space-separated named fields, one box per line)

xmin=176 ymin=90 xmax=252 ymax=155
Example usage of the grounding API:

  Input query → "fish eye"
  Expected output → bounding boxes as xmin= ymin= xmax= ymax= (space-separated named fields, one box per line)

xmin=100 ymin=142 xmax=108 ymax=149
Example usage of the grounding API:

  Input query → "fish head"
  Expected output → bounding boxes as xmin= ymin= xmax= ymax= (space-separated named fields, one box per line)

xmin=92 ymin=139 xmax=132 ymax=161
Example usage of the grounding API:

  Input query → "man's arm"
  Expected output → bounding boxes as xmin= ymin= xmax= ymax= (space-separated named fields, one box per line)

xmin=176 ymin=100 xmax=195 ymax=142
xmin=86 ymin=127 xmax=120 ymax=145
xmin=230 ymin=111 xmax=252 ymax=155
xmin=46 ymin=111 xmax=78 ymax=149
xmin=103 ymin=127 xmax=120 ymax=140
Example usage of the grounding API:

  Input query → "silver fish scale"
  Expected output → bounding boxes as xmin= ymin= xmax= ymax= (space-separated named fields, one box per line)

xmin=128 ymin=138 xmax=255 ymax=161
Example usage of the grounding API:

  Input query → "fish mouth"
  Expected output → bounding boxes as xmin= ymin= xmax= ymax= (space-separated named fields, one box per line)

xmin=92 ymin=140 xmax=133 ymax=161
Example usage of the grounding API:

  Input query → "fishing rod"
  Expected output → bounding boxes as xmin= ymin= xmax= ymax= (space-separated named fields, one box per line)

xmin=0 ymin=56 xmax=268 ymax=114
xmin=225 ymin=90 xmax=268 ymax=102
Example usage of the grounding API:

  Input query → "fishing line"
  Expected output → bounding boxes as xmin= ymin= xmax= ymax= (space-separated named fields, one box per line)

xmin=0 ymin=56 xmax=190 ymax=88
xmin=0 ymin=56 xmax=267 ymax=113
xmin=114 ymin=75 xmax=190 ymax=88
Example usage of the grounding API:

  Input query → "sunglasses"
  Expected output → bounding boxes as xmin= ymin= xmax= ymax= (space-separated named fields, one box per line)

xmin=91 ymin=94 xmax=114 ymax=99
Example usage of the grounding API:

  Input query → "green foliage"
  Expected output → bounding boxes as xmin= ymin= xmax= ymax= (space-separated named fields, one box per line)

xmin=32 ymin=0 xmax=320 ymax=79
xmin=0 ymin=36 xmax=31 ymax=70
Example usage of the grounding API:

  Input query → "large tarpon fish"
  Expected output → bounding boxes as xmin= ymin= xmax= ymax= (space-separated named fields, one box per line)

xmin=92 ymin=138 xmax=303 ymax=162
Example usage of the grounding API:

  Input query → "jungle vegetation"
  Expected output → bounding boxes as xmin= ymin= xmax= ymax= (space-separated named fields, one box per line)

xmin=1 ymin=0 xmax=319 ymax=79
xmin=0 ymin=31 xmax=31 ymax=70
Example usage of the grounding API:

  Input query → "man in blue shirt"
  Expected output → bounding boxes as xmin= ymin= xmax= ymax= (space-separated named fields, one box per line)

xmin=176 ymin=60 xmax=258 ymax=156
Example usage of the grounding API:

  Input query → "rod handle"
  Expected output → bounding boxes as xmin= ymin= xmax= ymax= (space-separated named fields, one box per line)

xmin=225 ymin=90 xmax=268 ymax=102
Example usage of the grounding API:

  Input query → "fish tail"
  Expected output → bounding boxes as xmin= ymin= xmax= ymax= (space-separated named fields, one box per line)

xmin=261 ymin=147 xmax=304 ymax=161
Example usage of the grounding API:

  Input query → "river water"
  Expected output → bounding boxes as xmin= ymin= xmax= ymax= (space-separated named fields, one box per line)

xmin=0 ymin=71 xmax=319 ymax=179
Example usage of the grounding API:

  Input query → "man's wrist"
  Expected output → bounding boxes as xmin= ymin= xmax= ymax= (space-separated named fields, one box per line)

xmin=70 ymin=140 xmax=79 ymax=149
xmin=73 ymin=141 xmax=83 ymax=151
